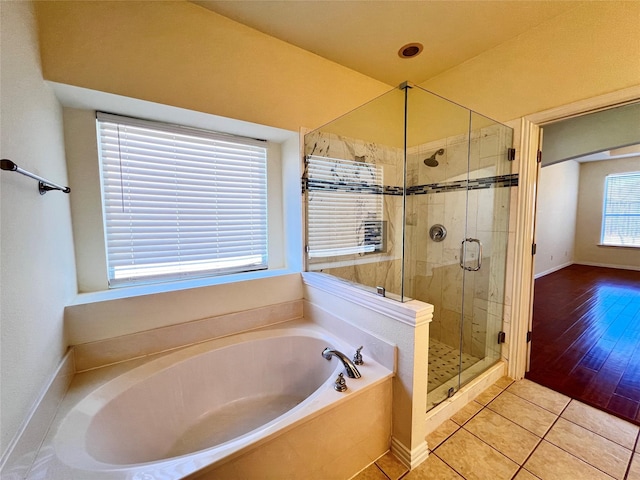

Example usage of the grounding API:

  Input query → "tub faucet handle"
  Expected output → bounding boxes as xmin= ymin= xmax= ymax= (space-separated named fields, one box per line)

xmin=353 ymin=346 xmax=364 ymax=365
xmin=322 ymin=347 xmax=361 ymax=378
xmin=334 ymin=373 xmax=347 ymax=392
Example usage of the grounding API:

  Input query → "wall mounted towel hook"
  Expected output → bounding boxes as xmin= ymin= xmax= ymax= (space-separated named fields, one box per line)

xmin=1 ymin=159 xmax=70 ymax=195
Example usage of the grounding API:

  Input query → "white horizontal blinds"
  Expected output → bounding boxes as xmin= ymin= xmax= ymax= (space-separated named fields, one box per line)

xmin=97 ymin=112 xmax=268 ymax=287
xmin=307 ymin=155 xmax=383 ymax=258
xmin=602 ymin=172 xmax=640 ymax=247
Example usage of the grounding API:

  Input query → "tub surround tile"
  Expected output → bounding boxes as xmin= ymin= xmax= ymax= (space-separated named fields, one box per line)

xmin=0 ymin=351 xmax=74 ymax=480
xmin=434 ymin=428 xmax=519 ymax=480
xmin=303 ymin=299 xmax=397 ymax=372
xmin=506 ymin=379 xmax=570 ymax=414
xmin=464 ymin=409 xmax=540 ymax=465
xmin=74 ymin=300 xmax=303 ymax=371
xmin=561 ymin=400 xmax=639 ymax=450
xmin=524 ymin=441 xmax=615 ymax=480
xmin=487 ymin=390 xmax=557 ymax=437
xmin=545 ymin=417 xmax=632 ymax=479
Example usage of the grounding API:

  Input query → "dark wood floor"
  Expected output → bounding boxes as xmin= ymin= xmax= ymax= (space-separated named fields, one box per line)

xmin=526 ymin=264 xmax=640 ymax=425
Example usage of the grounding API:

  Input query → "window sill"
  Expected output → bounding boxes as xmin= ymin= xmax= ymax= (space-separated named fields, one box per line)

xmin=68 ymin=268 xmax=299 ymax=306
xmin=597 ymin=244 xmax=640 ymax=249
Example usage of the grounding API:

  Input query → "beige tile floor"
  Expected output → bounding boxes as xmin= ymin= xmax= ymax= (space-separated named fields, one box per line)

xmin=355 ymin=378 xmax=640 ymax=480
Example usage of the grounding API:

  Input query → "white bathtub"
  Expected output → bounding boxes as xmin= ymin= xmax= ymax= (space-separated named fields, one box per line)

xmin=53 ymin=323 xmax=393 ymax=479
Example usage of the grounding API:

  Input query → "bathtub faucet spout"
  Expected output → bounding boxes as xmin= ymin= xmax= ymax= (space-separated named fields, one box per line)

xmin=322 ymin=348 xmax=362 ymax=379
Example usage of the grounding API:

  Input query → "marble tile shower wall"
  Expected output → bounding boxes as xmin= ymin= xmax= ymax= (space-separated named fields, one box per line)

xmin=304 ymin=130 xmax=405 ymax=295
xmin=304 ymin=124 xmax=514 ymax=361
xmin=406 ymin=125 xmax=512 ymax=360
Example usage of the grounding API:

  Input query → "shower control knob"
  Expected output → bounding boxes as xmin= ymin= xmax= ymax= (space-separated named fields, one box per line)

xmin=429 ymin=224 xmax=447 ymax=242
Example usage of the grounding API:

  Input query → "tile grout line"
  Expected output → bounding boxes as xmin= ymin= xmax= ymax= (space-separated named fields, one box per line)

xmin=430 ymin=395 xmax=491 ymax=479
xmin=541 ymin=400 xmax=624 ymax=480
xmin=434 ymin=388 xmax=525 ymax=478
xmin=485 ymin=391 xmax=556 ymax=439
xmin=507 ymin=399 xmax=571 ymax=480
xmin=493 ymin=391 xmax=639 ymax=452
xmin=430 ymin=378 xmax=639 ymax=480
xmin=374 ymin=462 xmax=393 ymax=480
xmin=622 ymin=430 xmax=640 ymax=480
xmin=509 ymin=418 xmax=557 ymax=479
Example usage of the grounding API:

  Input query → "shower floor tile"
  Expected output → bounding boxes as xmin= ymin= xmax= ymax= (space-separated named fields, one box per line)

xmin=428 ymin=339 xmax=481 ymax=393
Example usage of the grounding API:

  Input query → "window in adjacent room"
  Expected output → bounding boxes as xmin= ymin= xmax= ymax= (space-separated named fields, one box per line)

xmin=306 ymin=155 xmax=385 ymax=259
xmin=96 ymin=112 xmax=268 ymax=287
xmin=601 ymin=171 xmax=640 ymax=247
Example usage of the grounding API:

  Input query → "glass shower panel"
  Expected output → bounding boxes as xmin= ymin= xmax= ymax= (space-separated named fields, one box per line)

xmin=303 ymin=83 xmax=515 ymax=413
xmin=458 ymin=112 xmax=514 ymax=390
xmin=405 ymin=86 xmax=474 ymax=409
xmin=304 ymin=87 xmax=407 ymax=299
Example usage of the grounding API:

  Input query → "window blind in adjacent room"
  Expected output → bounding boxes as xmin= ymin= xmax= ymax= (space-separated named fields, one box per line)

xmin=96 ymin=112 xmax=268 ymax=287
xmin=306 ymin=155 xmax=384 ymax=258
xmin=602 ymin=171 xmax=640 ymax=247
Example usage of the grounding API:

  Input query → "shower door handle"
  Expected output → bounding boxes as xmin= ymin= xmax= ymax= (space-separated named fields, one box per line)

xmin=459 ymin=238 xmax=483 ymax=272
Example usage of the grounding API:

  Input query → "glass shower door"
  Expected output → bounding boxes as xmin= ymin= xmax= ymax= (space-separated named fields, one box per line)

xmin=409 ymin=90 xmax=515 ymax=410
xmin=405 ymin=86 xmax=475 ymax=409
xmin=457 ymin=112 xmax=514 ymax=391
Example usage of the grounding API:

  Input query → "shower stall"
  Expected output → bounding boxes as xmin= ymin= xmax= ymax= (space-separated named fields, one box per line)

xmin=303 ymin=83 xmax=516 ymax=410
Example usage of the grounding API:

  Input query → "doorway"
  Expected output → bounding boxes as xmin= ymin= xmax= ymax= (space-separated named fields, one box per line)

xmin=522 ymin=99 xmax=640 ymax=423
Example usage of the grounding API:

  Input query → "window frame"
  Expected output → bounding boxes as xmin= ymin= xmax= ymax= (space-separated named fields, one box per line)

xmin=600 ymin=171 xmax=640 ymax=248
xmin=96 ymin=112 xmax=271 ymax=288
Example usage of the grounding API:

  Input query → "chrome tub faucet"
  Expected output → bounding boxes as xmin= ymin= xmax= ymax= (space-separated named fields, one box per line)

xmin=322 ymin=347 xmax=362 ymax=378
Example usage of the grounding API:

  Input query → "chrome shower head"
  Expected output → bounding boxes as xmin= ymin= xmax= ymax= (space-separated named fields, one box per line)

xmin=423 ymin=148 xmax=444 ymax=167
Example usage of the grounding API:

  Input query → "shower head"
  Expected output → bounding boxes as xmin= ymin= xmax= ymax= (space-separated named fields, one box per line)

xmin=423 ymin=148 xmax=445 ymax=167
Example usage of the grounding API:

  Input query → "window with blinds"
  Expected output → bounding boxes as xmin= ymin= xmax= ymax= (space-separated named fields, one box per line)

xmin=601 ymin=171 xmax=640 ymax=247
xmin=306 ymin=155 xmax=385 ymax=258
xmin=97 ymin=112 xmax=268 ymax=287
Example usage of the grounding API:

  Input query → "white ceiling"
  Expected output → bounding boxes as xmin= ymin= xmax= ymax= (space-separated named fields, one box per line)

xmin=193 ymin=0 xmax=581 ymax=86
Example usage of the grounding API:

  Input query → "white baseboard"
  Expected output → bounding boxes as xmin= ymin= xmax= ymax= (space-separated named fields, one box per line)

xmin=575 ymin=261 xmax=640 ymax=272
xmin=0 ymin=350 xmax=74 ymax=479
xmin=534 ymin=261 xmax=573 ymax=279
xmin=390 ymin=436 xmax=429 ymax=470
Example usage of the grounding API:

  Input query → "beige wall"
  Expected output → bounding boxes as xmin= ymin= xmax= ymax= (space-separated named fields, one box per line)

xmin=421 ymin=1 xmax=640 ymax=122
xmin=534 ymin=160 xmax=580 ymax=277
xmin=0 ymin=2 xmax=77 ymax=454
xmin=5 ymin=0 xmax=638 ymax=461
xmin=575 ymin=157 xmax=640 ymax=270
xmin=35 ymin=1 xmax=390 ymax=133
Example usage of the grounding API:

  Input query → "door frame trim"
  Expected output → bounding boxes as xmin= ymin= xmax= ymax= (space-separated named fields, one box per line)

xmin=508 ymin=85 xmax=640 ymax=380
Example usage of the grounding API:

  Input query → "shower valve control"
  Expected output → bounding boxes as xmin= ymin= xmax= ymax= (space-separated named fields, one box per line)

xmin=429 ymin=224 xmax=447 ymax=242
